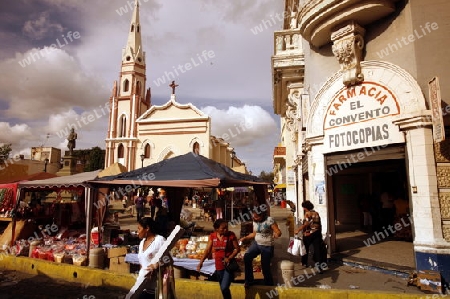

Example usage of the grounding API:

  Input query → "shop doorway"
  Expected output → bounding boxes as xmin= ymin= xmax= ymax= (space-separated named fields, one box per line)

xmin=325 ymin=145 xmax=414 ymax=268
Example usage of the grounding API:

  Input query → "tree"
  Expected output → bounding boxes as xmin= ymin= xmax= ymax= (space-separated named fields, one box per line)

xmin=84 ymin=146 xmax=105 ymax=171
xmin=0 ymin=143 xmax=12 ymax=164
xmin=258 ymin=170 xmax=274 ymax=183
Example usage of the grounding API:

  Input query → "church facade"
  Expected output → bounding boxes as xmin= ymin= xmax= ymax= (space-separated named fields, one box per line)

xmin=104 ymin=1 xmax=245 ymax=173
xmin=272 ymin=0 xmax=450 ymax=282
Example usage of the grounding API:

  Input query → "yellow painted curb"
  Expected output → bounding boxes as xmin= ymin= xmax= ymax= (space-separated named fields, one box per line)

xmin=0 ymin=255 xmax=134 ymax=289
xmin=0 ymin=256 xmax=426 ymax=298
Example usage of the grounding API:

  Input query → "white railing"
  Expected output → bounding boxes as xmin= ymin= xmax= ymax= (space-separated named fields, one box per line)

xmin=274 ymin=29 xmax=303 ymax=56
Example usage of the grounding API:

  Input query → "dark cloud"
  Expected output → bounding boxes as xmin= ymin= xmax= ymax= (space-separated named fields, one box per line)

xmin=22 ymin=11 xmax=64 ymax=40
xmin=0 ymin=0 xmax=283 ymax=174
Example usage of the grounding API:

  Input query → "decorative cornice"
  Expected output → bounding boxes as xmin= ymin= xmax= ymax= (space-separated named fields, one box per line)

xmin=392 ymin=111 xmax=433 ymax=131
xmin=298 ymin=0 xmax=397 ymax=47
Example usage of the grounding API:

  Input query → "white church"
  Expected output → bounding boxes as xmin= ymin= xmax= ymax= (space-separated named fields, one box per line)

xmin=104 ymin=1 xmax=246 ymax=173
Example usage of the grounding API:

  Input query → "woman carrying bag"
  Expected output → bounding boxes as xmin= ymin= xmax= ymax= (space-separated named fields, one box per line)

xmin=294 ymin=200 xmax=327 ymax=273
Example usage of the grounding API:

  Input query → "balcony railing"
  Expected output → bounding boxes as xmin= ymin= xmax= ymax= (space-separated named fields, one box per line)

xmin=274 ymin=29 xmax=303 ymax=56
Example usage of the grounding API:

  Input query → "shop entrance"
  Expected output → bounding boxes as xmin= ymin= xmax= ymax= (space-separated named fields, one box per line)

xmin=325 ymin=145 xmax=414 ymax=267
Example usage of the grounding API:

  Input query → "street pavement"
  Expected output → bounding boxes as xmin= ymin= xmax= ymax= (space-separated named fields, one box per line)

xmin=0 ymin=269 xmax=127 ymax=299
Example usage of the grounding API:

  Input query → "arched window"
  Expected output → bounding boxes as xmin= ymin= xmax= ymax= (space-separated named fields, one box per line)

xmin=137 ymin=25 xmax=140 ymax=33
xmin=131 ymin=25 xmax=134 ymax=32
xmin=136 ymin=81 xmax=141 ymax=96
xmin=144 ymin=144 xmax=150 ymax=158
xmin=192 ymin=142 xmax=200 ymax=155
xmin=118 ymin=144 xmax=124 ymax=158
xmin=118 ymin=114 xmax=126 ymax=137
xmin=117 ymin=144 xmax=125 ymax=166
xmin=123 ymin=79 xmax=130 ymax=92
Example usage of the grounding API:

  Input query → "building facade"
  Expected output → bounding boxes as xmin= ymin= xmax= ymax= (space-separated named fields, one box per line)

xmin=105 ymin=1 xmax=245 ymax=173
xmin=272 ymin=0 xmax=450 ymax=282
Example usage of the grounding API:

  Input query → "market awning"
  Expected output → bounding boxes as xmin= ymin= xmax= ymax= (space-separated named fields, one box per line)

xmin=18 ymin=170 xmax=101 ymax=189
xmin=274 ymin=183 xmax=286 ymax=189
xmin=90 ymin=153 xmax=268 ymax=188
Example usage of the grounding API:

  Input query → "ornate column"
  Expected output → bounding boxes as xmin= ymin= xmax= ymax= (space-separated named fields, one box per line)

xmin=393 ymin=113 xmax=449 ymax=281
xmin=434 ymin=139 xmax=450 ymax=242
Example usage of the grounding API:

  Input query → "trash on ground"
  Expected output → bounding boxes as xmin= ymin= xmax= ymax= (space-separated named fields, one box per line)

xmin=318 ymin=284 xmax=331 ymax=289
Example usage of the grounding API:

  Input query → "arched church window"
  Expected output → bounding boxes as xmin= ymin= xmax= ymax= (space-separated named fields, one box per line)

xmin=131 ymin=25 xmax=134 ymax=32
xmin=118 ymin=114 xmax=126 ymax=137
xmin=118 ymin=144 xmax=124 ymax=158
xmin=193 ymin=142 xmax=200 ymax=155
xmin=137 ymin=25 xmax=140 ymax=33
xmin=136 ymin=81 xmax=141 ymax=95
xmin=124 ymin=79 xmax=129 ymax=92
xmin=144 ymin=144 xmax=150 ymax=158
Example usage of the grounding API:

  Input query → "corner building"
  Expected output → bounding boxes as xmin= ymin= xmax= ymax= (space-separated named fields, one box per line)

xmin=272 ymin=0 xmax=450 ymax=282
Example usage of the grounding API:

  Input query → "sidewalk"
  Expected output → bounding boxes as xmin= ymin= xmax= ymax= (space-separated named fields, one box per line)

xmin=117 ymin=206 xmax=425 ymax=295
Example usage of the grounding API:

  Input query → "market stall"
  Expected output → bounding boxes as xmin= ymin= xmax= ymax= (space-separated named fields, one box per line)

xmin=89 ymin=153 xmax=269 ymax=277
xmin=124 ymin=234 xmax=261 ymax=279
xmin=2 ymin=170 xmax=101 ymax=261
xmin=90 ymin=152 xmax=270 ymax=226
xmin=0 ymin=182 xmax=18 ymax=221
xmin=0 ymin=172 xmax=58 ymax=221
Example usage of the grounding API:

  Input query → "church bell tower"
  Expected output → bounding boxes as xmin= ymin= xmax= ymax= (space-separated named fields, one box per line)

xmin=105 ymin=0 xmax=151 ymax=169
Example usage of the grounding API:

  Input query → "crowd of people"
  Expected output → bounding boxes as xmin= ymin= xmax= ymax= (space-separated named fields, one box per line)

xmin=124 ymin=197 xmax=329 ymax=299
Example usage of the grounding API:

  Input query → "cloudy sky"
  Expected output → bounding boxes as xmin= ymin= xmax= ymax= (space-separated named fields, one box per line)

xmin=0 ymin=0 xmax=285 ymax=175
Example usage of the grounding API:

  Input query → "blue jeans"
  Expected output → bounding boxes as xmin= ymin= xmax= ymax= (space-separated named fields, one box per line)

xmin=243 ymin=241 xmax=274 ymax=286
xmin=216 ymin=269 xmax=233 ymax=299
xmin=136 ymin=207 xmax=144 ymax=221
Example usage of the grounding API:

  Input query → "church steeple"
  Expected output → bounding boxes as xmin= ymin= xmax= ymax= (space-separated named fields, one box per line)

xmin=105 ymin=0 xmax=150 ymax=169
xmin=117 ymin=0 xmax=147 ymax=100
xmin=122 ymin=0 xmax=144 ymax=66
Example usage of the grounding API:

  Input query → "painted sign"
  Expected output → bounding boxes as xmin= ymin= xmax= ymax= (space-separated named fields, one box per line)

xmin=287 ymin=169 xmax=295 ymax=185
xmin=314 ymin=180 xmax=325 ymax=204
xmin=428 ymin=77 xmax=445 ymax=142
xmin=323 ymin=82 xmax=405 ymax=152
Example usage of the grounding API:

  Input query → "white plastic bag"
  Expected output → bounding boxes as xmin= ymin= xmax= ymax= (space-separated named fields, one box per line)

xmin=287 ymin=237 xmax=295 ymax=255
xmin=296 ymin=237 xmax=307 ymax=256
xmin=289 ymin=234 xmax=306 ymax=256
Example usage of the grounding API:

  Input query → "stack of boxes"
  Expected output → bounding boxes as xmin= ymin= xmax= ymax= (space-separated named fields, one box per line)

xmin=107 ymin=247 xmax=129 ymax=273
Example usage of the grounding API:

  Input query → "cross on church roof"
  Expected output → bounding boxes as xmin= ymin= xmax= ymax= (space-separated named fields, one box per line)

xmin=169 ymin=81 xmax=179 ymax=95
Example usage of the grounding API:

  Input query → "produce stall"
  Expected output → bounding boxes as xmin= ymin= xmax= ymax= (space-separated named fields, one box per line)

xmin=0 ymin=171 xmax=100 ymax=263
xmin=124 ymin=234 xmax=262 ymax=279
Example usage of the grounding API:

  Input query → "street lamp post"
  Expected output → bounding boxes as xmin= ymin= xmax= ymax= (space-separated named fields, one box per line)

xmin=140 ymin=154 xmax=145 ymax=168
xmin=43 ymin=158 xmax=49 ymax=172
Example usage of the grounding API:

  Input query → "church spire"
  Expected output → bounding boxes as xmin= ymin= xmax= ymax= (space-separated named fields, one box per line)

xmin=122 ymin=0 xmax=144 ymax=66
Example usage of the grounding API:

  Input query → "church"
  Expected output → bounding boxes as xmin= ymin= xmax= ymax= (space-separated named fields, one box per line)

xmin=104 ymin=1 xmax=246 ymax=173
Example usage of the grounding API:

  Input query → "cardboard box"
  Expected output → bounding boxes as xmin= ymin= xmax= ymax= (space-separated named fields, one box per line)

xmin=109 ymin=256 xmax=130 ymax=273
xmin=106 ymin=246 xmax=128 ymax=258
xmin=417 ymin=270 xmax=442 ymax=293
